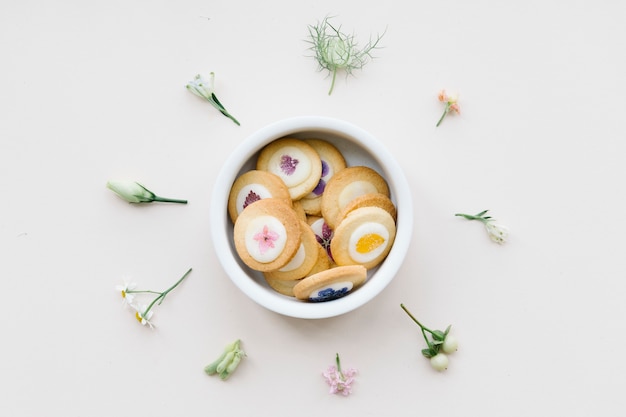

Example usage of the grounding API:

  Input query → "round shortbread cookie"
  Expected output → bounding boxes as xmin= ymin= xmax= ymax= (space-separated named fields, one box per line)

xmin=264 ymin=242 xmax=331 ymax=297
xmin=299 ymin=139 xmax=347 ymax=216
xmin=330 ymin=206 xmax=396 ymax=269
xmin=263 ymin=276 xmax=301 ymax=297
xmin=293 ymin=265 xmax=367 ymax=302
xmin=227 ymin=170 xmax=292 ymax=223
xmin=307 ymin=215 xmax=334 ymax=262
xmin=320 ymin=166 xmax=390 ymax=229
xmin=337 ymin=192 xmax=397 ymax=225
xmin=233 ymin=198 xmax=302 ymax=272
xmin=306 ymin=242 xmax=332 ymax=276
xmin=291 ymin=199 xmax=307 ymax=222
xmin=263 ymin=220 xmax=319 ymax=281
xmin=256 ymin=138 xmax=322 ymax=200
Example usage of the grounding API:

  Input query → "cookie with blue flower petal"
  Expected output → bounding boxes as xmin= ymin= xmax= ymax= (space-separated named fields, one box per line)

xmin=293 ymin=265 xmax=367 ymax=302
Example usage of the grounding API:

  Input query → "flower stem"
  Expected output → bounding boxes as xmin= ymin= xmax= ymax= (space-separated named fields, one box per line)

xmin=220 ymin=109 xmax=240 ymax=126
xmin=126 ymin=290 xmax=162 ymax=295
xmin=401 ymin=304 xmax=440 ymax=349
xmin=142 ymin=268 xmax=192 ymax=315
xmin=152 ymin=196 xmax=188 ymax=204
xmin=328 ymin=68 xmax=338 ymax=95
xmin=455 ymin=210 xmax=490 ymax=223
xmin=436 ymin=105 xmax=449 ymax=127
xmin=400 ymin=304 xmax=436 ymax=335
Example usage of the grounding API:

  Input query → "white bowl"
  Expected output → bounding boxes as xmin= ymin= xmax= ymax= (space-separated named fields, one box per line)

xmin=210 ymin=116 xmax=413 ymax=319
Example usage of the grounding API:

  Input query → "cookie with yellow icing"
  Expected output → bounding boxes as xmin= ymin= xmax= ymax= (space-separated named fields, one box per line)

xmin=320 ymin=166 xmax=390 ymax=229
xmin=256 ymin=138 xmax=322 ymax=201
xmin=233 ymin=198 xmax=302 ymax=272
xmin=293 ymin=265 xmax=367 ymax=302
xmin=330 ymin=206 xmax=396 ymax=269
xmin=298 ymin=139 xmax=347 ymax=216
xmin=228 ymin=170 xmax=292 ymax=223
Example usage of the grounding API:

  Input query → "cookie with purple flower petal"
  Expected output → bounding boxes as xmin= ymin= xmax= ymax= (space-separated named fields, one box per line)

xmin=299 ymin=139 xmax=347 ymax=216
xmin=228 ymin=170 xmax=292 ymax=223
xmin=256 ymin=138 xmax=322 ymax=201
xmin=307 ymin=215 xmax=335 ymax=263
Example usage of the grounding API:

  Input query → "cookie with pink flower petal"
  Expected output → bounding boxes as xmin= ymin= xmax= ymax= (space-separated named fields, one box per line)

xmin=263 ymin=220 xmax=320 ymax=281
xmin=233 ymin=198 xmax=302 ymax=272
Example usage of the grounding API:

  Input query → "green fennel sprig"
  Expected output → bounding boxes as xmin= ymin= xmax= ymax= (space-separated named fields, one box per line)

xmin=307 ymin=16 xmax=385 ymax=95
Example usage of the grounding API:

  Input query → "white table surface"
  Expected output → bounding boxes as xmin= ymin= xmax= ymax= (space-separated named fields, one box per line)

xmin=2 ymin=1 xmax=625 ymax=415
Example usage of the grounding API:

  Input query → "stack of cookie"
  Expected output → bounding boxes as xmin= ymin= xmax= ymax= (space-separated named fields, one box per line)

xmin=227 ymin=137 xmax=397 ymax=303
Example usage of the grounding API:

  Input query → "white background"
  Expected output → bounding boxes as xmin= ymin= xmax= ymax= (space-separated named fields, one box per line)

xmin=2 ymin=0 xmax=625 ymax=415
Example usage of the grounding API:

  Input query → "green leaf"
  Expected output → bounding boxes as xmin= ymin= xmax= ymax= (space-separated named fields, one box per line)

xmin=421 ymin=347 xmax=438 ymax=358
xmin=432 ymin=330 xmax=446 ymax=341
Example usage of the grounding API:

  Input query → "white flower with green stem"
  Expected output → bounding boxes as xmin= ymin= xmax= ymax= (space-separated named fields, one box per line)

xmin=307 ymin=16 xmax=385 ymax=95
xmin=116 ymin=268 xmax=192 ymax=329
xmin=186 ymin=72 xmax=240 ymax=126
xmin=400 ymin=304 xmax=458 ymax=371
xmin=205 ymin=340 xmax=246 ymax=380
xmin=455 ymin=209 xmax=509 ymax=244
xmin=115 ymin=281 xmax=137 ymax=307
xmin=106 ymin=180 xmax=187 ymax=204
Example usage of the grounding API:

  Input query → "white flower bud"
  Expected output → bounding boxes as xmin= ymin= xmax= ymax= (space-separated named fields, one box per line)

xmin=186 ymin=73 xmax=215 ymax=100
xmin=442 ymin=334 xmax=459 ymax=354
xmin=430 ymin=353 xmax=449 ymax=371
xmin=485 ymin=222 xmax=509 ymax=244
xmin=106 ymin=180 xmax=154 ymax=203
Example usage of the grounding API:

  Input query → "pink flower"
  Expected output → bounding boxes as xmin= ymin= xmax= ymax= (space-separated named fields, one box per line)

xmin=253 ymin=225 xmax=279 ymax=254
xmin=436 ymin=89 xmax=460 ymax=126
xmin=323 ymin=354 xmax=357 ymax=396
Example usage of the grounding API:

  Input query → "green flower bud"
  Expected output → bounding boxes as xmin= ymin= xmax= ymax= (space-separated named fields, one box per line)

xmin=106 ymin=180 xmax=187 ymax=204
xmin=107 ymin=180 xmax=155 ymax=203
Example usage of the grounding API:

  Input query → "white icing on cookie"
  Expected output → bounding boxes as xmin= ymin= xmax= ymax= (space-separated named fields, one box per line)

xmin=236 ymin=184 xmax=272 ymax=214
xmin=267 ymin=146 xmax=312 ymax=187
xmin=244 ymin=215 xmax=287 ymax=263
xmin=338 ymin=180 xmax=378 ymax=208
xmin=308 ymin=281 xmax=353 ymax=300
xmin=278 ymin=243 xmax=305 ymax=272
xmin=348 ymin=222 xmax=389 ymax=263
